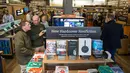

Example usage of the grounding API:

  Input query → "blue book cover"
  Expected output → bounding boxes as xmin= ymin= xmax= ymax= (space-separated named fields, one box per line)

xmin=110 ymin=67 xmax=124 ymax=73
xmin=92 ymin=39 xmax=103 ymax=55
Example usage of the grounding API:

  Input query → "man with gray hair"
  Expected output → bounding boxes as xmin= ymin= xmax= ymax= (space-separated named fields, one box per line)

xmin=29 ymin=15 xmax=45 ymax=52
xmin=101 ymin=13 xmax=124 ymax=62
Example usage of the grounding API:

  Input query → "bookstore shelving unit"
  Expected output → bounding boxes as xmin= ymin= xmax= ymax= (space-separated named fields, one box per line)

xmin=0 ymin=20 xmax=21 ymax=56
xmin=42 ymin=55 xmax=113 ymax=72
xmin=43 ymin=23 xmax=113 ymax=73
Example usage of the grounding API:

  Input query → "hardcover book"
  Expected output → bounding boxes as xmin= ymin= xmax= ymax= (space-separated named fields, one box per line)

xmin=68 ymin=40 xmax=78 ymax=56
xmin=92 ymin=39 xmax=103 ymax=55
xmin=46 ymin=40 xmax=56 ymax=55
xmin=57 ymin=40 xmax=67 ymax=56
xmin=78 ymin=38 xmax=92 ymax=56
xmin=55 ymin=66 xmax=69 ymax=73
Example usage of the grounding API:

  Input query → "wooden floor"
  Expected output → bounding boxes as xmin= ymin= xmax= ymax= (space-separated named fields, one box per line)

xmin=4 ymin=54 xmax=130 ymax=73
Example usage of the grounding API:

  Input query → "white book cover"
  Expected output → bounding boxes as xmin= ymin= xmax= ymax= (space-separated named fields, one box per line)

xmin=55 ymin=66 xmax=69 ymax=73
xmin=46 ymin=40 xmax=56 ymax=55
xmin=78 ymin=38 xmax=92 ymax=56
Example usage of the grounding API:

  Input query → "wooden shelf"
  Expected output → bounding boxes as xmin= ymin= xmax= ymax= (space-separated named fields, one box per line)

xmin=43 ymin=55 xmax=113 ymax=64
xmin=43 ymin=55 xmax=113 ymax=71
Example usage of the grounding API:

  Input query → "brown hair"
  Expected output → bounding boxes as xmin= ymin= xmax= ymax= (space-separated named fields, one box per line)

xmin=19 ymin=20 xmax=29 ymax=27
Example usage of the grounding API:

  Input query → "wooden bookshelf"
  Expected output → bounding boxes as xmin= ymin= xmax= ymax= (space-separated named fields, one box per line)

xmin=42 ymin=55 xmax=113 ymax=71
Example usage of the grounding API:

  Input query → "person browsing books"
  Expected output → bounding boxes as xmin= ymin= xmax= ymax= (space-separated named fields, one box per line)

xmin=29 ymin=15 xmax=45 ymax=52
xmin=14 ymin=21 xmax=34 ymax=73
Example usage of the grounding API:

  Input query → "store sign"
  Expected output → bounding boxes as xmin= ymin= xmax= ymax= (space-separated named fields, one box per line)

xmin=46 ymin=27 xmax=101 ymax=39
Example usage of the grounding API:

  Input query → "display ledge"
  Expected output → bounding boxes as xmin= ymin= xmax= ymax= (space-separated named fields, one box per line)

xmin=124 ymin=24 xmax=130 ymax=26
xmin=0 ymin=27 xmax=19 ymax=36
xmin=45 ymin=70 xmax=83 ymax=73
xmin=43 ymin=55 xmax=113 ymax=64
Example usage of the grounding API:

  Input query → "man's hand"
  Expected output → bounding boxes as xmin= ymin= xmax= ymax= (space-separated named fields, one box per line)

xmin=39 ymin=30 xmax=45 ymax=36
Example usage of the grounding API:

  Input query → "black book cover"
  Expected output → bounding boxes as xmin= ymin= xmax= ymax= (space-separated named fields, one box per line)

xmin=68 ymin=40 xmax=78 ymax=56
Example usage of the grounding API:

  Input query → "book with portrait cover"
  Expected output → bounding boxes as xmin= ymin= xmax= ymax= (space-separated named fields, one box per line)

xmin=46 ymin=40 xmax=56 ymax=55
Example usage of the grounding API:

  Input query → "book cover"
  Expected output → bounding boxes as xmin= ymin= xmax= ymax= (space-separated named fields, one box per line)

xmin=78 ymin=38 xmax=92 ymax=56
xmin=98 ymin=65 xmax=113 ymax=73
xmin=26 ymin=62 xmax=42 ymax=72
xmin=55 ymin=66 xmax=69 ymax=73
xmin=28 ymin=68 xmax=42 ymax=73
xmin=57 ymin=40 xmax=67 ymax=56
xmin=92 ymin=39 xmax=103 ymax=55
xmin=110 ymin=66 xmax=124 ymax=73
xmin=68 ymin=40 xmax=78 ymax=56
xmin=46 ymin=40 xmax=56 ymax=55
xmin=33 ymin=52 xmax=44 ymax=58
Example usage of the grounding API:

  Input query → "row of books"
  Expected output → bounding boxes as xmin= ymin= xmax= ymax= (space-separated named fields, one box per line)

xmin=45 ymin=65 xmax=124 ymax=73
xmin=46 ymin=38 xmax=103 ymax=57
xmin=0 ymin=40 xmax=10 ymax=54
xmin=26 ymin=52 xmax=45 ymax=73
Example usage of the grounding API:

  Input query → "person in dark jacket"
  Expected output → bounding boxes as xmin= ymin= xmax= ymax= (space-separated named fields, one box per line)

xmin=14 ymin=21 xmax=34 ymax=73
xmin=101 ymin=13 xmax=124 ymax=61
xmin=29 ymin=15 xmax=45 ymax=52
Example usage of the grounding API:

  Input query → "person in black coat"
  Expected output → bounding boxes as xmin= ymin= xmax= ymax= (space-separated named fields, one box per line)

xmin=101 ymin=13 xmax=124 ymax=61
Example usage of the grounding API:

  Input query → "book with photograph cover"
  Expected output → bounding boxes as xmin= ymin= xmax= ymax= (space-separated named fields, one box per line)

xmin=57 ymin=40 xmax=67 ymax=56
xmin=92 ymin=39 xmax=103 ymax=55
xmin=46 ymin=40 xmax=56 ymax=55
xmin=92 ymin=39 xmax=103 ymax=58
